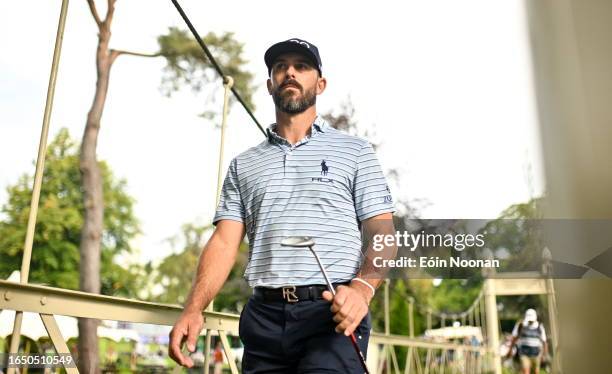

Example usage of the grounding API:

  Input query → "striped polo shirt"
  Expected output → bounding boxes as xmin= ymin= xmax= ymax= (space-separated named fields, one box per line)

xmin=213 ymin=116 xmax=395 ymax=288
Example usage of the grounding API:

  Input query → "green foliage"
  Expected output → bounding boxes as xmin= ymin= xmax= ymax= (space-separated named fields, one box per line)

xmin=481 ymin=197 xmax=544 ymax=271
xmin=0 ymin=128 xmax=141 ymax=297
xmin=98 ymin=337 xmax=135 ymax=371
xmin=389 ymin=279 xmax=409 ymax=368
xmin=152 ymin=223 xmax=206 ymax=305
xmin=429 ymin=279 xmax=481 ymax=316
xmin=152 ymin=223 xmax=250 ymax=312
xmin=215 ymin=239 xmax=250 ymax=312
xmin=157 ymin=27 xmax=256 ymax=118
xmin=480 ymin=198 xmax=546 ymax=322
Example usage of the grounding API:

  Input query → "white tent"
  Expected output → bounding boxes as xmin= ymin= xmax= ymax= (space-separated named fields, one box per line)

xmin=0 ymin=310 xmax=79 ymax=341
xmin=425 ymin=326 xmax=483 ymax=342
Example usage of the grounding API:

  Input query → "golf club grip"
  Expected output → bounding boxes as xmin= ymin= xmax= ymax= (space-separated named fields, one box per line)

xmin=349 ymin=333 xmax=370 ymax=374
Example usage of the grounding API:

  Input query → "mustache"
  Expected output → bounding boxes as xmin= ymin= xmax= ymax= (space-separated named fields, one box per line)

xmin=279 ymin=80 xmax=302 ymax=91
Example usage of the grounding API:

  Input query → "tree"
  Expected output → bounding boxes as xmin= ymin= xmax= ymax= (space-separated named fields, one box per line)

xmin=157 ymin=27 xmax=255 ymax=119
xmin=480 ymin=197 xmax=544 ymax=271
xmin=0 ymin=128 xmax=140 ymax=296
xmin=479 ymin=197 xmax=546 ymax=324
xmin=152 ymin=224 xmax=207 ymax=305
xmin=152 ymin=223 xmax=250 ymax=313
xmin=429 ymin=279 xmax=481 ymax=317
xmin=80 ymin=1 xmax=256 ymax=370
xmin=322 ymin=99 xmax=378 ymax=148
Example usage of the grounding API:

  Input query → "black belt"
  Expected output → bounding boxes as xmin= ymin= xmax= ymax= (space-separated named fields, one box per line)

xmin=253 ymin=282 xmax=349 ymax=303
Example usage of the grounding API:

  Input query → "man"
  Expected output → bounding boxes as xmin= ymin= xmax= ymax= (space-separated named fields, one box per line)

xmin=169 ymin=38 xmax=396 ymax=373
xmin=507 ymin=308 xmax=548 ymax=374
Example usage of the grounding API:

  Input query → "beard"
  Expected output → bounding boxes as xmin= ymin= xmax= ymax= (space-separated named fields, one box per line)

xmin=272 ymin=82 xmax=317 ymax=114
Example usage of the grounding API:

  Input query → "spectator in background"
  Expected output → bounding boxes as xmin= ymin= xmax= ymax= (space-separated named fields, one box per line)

xmin=507 ymin=308 xmax=548 ymax=374
xmin=212 ymin=340 xmax=224 ymax=374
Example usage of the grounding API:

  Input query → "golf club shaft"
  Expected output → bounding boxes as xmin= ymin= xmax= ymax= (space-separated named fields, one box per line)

xmin=308 ymin=246 xmax=336 ymax=296
xmin=349 ymin=334 xmax=369 ymax=372
xmin=308 ymin=246 xmax=370 ymax=374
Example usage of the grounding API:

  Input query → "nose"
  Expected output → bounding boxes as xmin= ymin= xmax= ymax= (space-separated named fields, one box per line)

xmin=284 ymin=64 xmax=297 ymax=78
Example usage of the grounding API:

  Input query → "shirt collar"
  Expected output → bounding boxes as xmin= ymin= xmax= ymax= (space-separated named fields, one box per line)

xmin=266 ymin=115 xmax=329 ymax=145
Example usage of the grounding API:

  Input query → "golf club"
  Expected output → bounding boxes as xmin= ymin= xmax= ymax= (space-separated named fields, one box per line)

xmin=281 ymin=236 xmax=371 ymax=374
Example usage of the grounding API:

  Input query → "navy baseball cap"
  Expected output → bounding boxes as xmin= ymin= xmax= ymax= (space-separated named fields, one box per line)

xmin=264 ymin=38 xmax=322 ymax=76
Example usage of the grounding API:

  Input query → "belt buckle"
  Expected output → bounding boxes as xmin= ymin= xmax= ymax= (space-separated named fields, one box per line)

xmin=282 ymin=285 xmax=299 ymax=303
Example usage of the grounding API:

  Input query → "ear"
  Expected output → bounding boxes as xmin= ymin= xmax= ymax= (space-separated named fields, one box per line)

xmin=316 ymin=77 xmax=327 ymax=95
xmin=266 ymin=78 xmax=273 ymax=95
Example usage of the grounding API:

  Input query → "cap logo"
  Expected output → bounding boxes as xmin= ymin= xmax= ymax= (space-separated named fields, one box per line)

xmin=289 ymin=39 xmax=310 ymax=49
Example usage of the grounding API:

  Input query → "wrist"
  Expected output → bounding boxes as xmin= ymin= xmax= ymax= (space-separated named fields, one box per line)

xmin=350 ymin=279 xmax=375 ymax=304
xmin=183 ymin=301 xmax=204 ymax=315
xmin=183 ymin=306 xmax=202 ymax=316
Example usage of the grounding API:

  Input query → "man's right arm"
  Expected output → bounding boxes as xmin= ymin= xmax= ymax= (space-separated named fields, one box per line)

xmin=169 ymin=219 xmax=245 ymax=367
xmin=506 ymin=322 xmax=520 ymax=358
xmin=182 ymin=220 xmax=245 ymax=312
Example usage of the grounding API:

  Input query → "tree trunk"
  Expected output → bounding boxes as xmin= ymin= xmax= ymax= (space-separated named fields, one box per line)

xmin=78 ymin=19 xmax=113 ymax=374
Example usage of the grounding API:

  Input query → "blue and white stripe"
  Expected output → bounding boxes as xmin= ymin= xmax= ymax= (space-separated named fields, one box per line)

xmin=214 ymin=116 xmax=395 ymax=288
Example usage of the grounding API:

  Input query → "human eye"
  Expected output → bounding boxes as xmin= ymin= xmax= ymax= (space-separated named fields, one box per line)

xmin=296 ymin=62 xmax=312 ymax=71
xmin=273 ymin=62 xmax=287 ymax=71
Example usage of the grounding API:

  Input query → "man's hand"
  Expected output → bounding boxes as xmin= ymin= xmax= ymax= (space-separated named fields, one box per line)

xmin=322 ymin=282 xmax=372 ymax=336
xmin=168 ymin=309 xmax=204 ymax=368
xmin=167 ymin=220 xmax=244 ymax=367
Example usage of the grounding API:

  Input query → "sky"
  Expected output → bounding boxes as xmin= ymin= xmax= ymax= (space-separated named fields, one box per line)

xmin=0 ymin=0 xmax=545 ymax=266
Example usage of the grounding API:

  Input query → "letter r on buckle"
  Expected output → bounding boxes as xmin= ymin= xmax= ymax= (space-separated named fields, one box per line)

xmin=282 ymin=285 xmax=299 ymax=303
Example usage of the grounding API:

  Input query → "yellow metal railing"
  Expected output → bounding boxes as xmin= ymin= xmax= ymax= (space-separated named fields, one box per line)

xmin=1 ymin=279 xmax=498 ymax=373
xmin=0 ymin=280 xmax=240 ymax=373
xmin=369 ymin=333 xmax=493 ymax=374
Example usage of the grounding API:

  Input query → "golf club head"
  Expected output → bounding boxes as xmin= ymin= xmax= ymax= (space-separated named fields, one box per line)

xmin=280 ymin=236 xmax=315 ymax=248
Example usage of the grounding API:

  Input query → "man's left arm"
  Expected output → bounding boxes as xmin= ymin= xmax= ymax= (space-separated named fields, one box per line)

xmin=322 ymin=212 xmax=397 ymax=336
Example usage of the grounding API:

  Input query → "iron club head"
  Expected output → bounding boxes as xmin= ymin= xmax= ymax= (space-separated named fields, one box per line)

xmin=280 ymin=236 xmax=315 ymax=248
xmin=281 ymin=236 xmax=335 ymax=295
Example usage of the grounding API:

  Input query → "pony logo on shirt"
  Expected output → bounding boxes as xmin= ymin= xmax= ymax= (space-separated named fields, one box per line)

xmin=320 ymin=160 xmax=329 ymax=175
xmin=312 ymin=159 xmax=333 ymax=183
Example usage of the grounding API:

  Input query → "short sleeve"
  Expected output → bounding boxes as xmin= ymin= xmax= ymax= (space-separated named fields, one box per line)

xmin=540 ymin=324 xmax=547 ymax=341
xmin=511 ymin=322 xmax=520 ymax=337
xmin=353 ymin=142 xmax=395 ymax=221
xmin=213 ymin=158 xmax=245 ymax=225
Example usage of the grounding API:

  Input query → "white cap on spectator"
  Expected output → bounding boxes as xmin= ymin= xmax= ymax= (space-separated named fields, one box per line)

xmin=525 ymin=308 xmax=537 ymax=322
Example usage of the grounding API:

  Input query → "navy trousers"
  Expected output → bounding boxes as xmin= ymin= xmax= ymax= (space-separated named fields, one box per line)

xmin=239 ymin=295 xmax=371 ymax=373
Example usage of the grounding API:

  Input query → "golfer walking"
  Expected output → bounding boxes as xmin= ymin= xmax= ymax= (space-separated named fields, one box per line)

xmin=169 ymin=38 xmax=396 ymax=373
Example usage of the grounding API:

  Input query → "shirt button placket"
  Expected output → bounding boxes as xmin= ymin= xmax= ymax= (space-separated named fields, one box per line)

xmin=282 ymin=143 xmax=292 ymax=176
